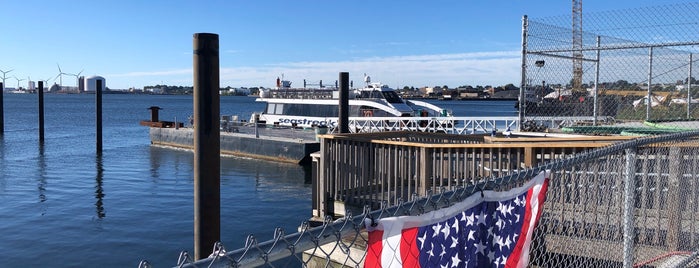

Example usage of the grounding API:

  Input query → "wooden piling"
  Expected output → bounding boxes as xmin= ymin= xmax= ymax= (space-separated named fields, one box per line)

xmin=96 ymin=79 xmax=102 ymax=153
xmin=192 ymin=32 xmax=221 ymax=260
xmin=38 ymin=81 xmax=44 ymax=142
xmin=338 ymin=72 xmax=349 ymax=133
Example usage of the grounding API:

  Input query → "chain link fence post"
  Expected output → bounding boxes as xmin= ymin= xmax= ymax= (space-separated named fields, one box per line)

xmin=624 ymin=147 xmax=637 ymax=268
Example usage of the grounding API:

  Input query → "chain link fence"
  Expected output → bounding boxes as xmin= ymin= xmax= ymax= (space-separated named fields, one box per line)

xmin=520 ymin=2 xmax=699 ymax=134
xmin=140 ymin=130 xmax=699 ymax=267
xmin=137 ymin=4 xmax=699 ymax=267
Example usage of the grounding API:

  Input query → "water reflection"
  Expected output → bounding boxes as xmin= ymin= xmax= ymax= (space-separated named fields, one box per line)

xmin=95 ymin=153 xmax=106 ymax=219
xmin=147 ymin=145 xmax=312 ymax=187
xmin=221 ymin=157 xmax=310 ymax=182
xmin=38 ymin=143 xmax=47 ymax=205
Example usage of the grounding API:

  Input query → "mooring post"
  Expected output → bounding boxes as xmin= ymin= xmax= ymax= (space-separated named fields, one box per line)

xmin=0 ymin=82 xmax=4 ymax=135
xmin=96 ymin=79 xmax=103 ymax=153
xmin=148 ymin=106 xmax=161 ymax=122
xmin=338 ymin=72 xmax=349 ymax=133
xmin=38 ymin=81 xmax=45 ymax=142
xmin=193 ymin=32 xmax=221 ymax=260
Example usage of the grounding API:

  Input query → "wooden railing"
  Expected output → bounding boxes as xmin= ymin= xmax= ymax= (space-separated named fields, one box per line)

xmin=311 ymin=131 xmax=635 ymax=219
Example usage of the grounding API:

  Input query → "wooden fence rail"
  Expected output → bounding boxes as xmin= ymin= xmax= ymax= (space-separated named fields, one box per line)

xmin=311 ymin=131 xmax=634 ymax=219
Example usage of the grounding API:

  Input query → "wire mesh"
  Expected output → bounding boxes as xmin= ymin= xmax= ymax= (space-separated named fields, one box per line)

xmin=522 ymin=2 xmax=699 ymax=133
xmin=137 ymin=3 xmax=699 ymax=267
xmin=139 ymin=131 xmax=699 ymax=268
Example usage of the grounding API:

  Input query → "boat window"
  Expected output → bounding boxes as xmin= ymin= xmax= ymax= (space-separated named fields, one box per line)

xmin=357 ymin=105 xmax=394 ymax=117
xmin=277 ymin=103 xmax=339 ymax=117
xmin=371 ymin=109 xmax=393 ymax=117
xmin=266 ymin=104 xmax=276 ymax=114
xmin=349 ymin=105 xmax=360 ymax=116
xmin=359 ymin=90 xmax=385 ymax=99
xmin=382 ymin=91 xmax=403 ymax=104
xmin=275 ymin=104 xmax=284 ymax=115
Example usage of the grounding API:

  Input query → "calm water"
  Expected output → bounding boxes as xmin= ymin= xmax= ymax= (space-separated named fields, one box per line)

xmin=0 ymin=94 xmax=515 ymax=267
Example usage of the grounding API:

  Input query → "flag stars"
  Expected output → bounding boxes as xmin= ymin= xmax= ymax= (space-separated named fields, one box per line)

xmin=372 ymin=189 xmax=540 ymax=268
xmin=427 ymin=242 xmax=435 ymax=258
xmin=494 ymin=235 xmax=506 ymax=251
xmin=504 ymin=236 xmax=513 ymax=249
xmin=475 ymin=241 xmax=487 ymax=256
xmin=432 ymin=222 xmax=442 ymax=238
xmin=498 ymin=202 xmax=514 ymax=216
xmin=439 ymin=244 xmax=447 ymax=258
xmin=418 ymin=231 xmax=427 ymax=247
xmin=500 ymin=255 xmax=508 ymax=266
xmin=463 ymin=212 xmax=475 ymax=226
xmin=467 ymin=229 xmax=476 ymax=241
xmin=450 ymin=254 xmax=462 ymax=267
xmin=476 ymin=211 xmax=488 ymax=226
xmin=488 ymin=250 xmax=496 ymax=262
xmin=450 ymin=236 xmax=458 ymax=248
xmin=495 ymin=218 xmax=505 ymax=230
xmin=441 ymin=222 xmax=451 ymax=239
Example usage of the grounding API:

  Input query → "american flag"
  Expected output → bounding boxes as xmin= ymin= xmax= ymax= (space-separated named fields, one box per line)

xmin=365 ymin=171 xmax=549 ymax=268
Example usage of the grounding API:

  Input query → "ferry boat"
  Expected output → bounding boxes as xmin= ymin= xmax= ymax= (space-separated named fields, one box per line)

xmin=251 ymin=75 xmax=452 ymax=129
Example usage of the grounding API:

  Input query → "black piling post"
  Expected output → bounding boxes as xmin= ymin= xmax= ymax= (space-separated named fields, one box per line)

xmin=338 ymin=72 xmax=349 ymax=133
xmin=193 ymin=32 xmax=221 ymax=260
xmin=0 ymin=82 xmax=4 ymax=135
xmin=148 ymin=106 xmax=161 ymax=122
xmin=38 ymin=81 xmax=44 ymax=142
xmin=96 ymin=79 xmax=102 ymax=153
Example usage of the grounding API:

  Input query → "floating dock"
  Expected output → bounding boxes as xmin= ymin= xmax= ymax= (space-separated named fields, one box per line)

xmin=141 ymin=106 xmax=320 ymax=164
xmin=148 ymin=126 xmax=320 ymax=164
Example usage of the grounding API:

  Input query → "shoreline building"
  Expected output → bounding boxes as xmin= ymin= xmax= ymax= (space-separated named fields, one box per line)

xmin=84 ymin=76 xmax=106 ymax=92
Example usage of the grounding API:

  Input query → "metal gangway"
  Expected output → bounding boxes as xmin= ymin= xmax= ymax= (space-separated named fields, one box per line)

xmin=324 ymin=116 xmax=599 ymax=134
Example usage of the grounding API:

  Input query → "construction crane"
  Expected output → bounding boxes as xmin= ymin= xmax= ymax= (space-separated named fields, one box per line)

xmin=572 ymin=0 xmax=584 ymax=93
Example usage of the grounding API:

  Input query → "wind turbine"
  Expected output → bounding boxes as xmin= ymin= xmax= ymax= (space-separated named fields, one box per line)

xmin=14 ymin=76 xmax=25 ymax=90
xmin=70 ymin=69 xmax=83 ymax=91
xmin=0 ymin=69 xmax=13 ymax=90
xmin=55 ymin=64 xmax=68 ymax=90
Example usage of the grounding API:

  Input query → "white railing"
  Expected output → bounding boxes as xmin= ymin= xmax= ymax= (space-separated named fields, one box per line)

xmin=328 ymin=116 xmax=519 ymax=134
xmin=325 ymin=116 xmax=595 ymax=134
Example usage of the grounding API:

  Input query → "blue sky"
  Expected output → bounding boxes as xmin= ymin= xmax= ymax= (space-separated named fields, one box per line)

xmin=0 ymin=0 xmax=690 ymax=90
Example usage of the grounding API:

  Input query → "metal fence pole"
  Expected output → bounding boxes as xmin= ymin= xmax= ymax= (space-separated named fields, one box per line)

xmin=192 ymin=32 xmax=221 ymax=260
xmin=593 ymin=36 xmax=601 ymax=125
xmin=688 ymin=53 xmax=693 ymax=119
xmin=623 ymin=147 xmax=637 ymax=268
xmin=646 ymin=47 xmax=653 ymax=121
xmin=519 ymin=15 xmax=528 ymax=131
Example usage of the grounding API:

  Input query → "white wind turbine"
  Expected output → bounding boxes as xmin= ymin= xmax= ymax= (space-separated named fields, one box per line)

xmin=0 ymin=69 xmax=13 ymax=90
xmin=55 ymin=64 xmax=69 ymax=90
xmin=40 ymin=76 xmax=53 ymax=90
xmin=14 ymin=76 xmax=25 ymax=90
xmin=69 ymin=69 xmax=83 ymax=91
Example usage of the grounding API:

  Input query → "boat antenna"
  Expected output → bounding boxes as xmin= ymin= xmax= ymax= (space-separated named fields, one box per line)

xmin=364 ymin=73 xmax=371 ymax=87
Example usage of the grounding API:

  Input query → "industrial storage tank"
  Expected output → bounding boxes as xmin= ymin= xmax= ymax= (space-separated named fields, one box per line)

xmin=84 ymin=76 xmax=106 ymax=92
